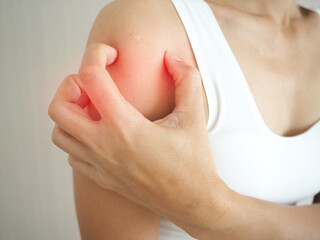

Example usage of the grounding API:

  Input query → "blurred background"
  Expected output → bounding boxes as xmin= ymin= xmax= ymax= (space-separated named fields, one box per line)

xmin=0 ymin=0 xmax=319 ymax=239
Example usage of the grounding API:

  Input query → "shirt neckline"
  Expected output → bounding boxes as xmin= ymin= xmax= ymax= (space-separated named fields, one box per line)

xmin=200 ymin=0 xmax=320 ymax=139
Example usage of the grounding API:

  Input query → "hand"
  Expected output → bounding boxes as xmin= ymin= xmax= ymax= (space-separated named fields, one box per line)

xmin=48 ymin=43 xmax=228 ymax=237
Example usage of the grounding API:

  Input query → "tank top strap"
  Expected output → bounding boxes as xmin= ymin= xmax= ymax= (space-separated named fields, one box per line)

xmin=170 ymin=0 xmax=261 ymax=134
xmin=171 ymin=0 xmax=219 ymax=132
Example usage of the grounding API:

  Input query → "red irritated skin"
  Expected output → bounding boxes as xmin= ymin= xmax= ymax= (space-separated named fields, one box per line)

xmin=103 ymin=46 xmax=176 ymax=120
xmin=66 ymin=0 xmax=208 ymax=239
xmin=82 ymin=0 xmax=206 ymax=123
xmin=80 ymin=43 xmax=176 ymax=121
xmin=49 ymin=41 xmax=221 ymax=240
xmin=49 ymin=0 xmax=320 ymax=239
xmin=83 ymin=3 xmax=178 ymax=122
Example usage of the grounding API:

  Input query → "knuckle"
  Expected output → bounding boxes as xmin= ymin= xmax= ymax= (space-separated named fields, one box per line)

xmin=89 ymin=42 xmax=104 ymax=52
xmin=79 ymin=65 xmax=100 ymax=82
xmin=68 ymin=156 xmax=78 ymax=169
xmin=51 ymin=125 xmax=61 ymax=145
xmin=64 ymin=74 xmax=78 ymax=87
xmin=48 ymin=100 xmax=59 ymax=121
xmin=65 ymin=74 xmax=77 ymax=81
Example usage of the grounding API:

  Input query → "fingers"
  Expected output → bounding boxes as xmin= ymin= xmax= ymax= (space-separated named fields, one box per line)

xmin=78 ymin=43 xmax=128 ymax=121
xmin=52 ymin=125 xmax=92 ymax=162
xmin=164 ymin=51 xmax=204 ymax=126
xmin=52 ymin=125 xmax=112 ymax=169
xmin=48 ymin=74 xmax=98 ymax=144
xmin=74 ymin=90 xmax=90 ymax=108
xmin=80 ymin=43 xmax=118 ymax=67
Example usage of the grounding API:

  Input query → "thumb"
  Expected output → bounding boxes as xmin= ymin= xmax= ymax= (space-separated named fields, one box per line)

xmin=164 ymin=50 xmax=204 ymax=126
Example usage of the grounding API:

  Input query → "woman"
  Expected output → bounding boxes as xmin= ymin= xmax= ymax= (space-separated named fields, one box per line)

xmin=49 ymin=0 xmax=320 ymax=239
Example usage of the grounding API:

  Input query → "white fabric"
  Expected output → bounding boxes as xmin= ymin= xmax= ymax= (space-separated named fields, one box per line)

xmin=158 ymin=0 xmax=320 ymax=239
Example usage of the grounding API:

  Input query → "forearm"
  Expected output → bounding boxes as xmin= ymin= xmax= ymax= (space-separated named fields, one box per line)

xmin=193 ymin=182 xmax=320 ymax=240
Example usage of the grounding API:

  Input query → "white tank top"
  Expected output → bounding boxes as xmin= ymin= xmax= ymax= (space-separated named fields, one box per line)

xmin=158 ymin=0 xmax=320 ymax=239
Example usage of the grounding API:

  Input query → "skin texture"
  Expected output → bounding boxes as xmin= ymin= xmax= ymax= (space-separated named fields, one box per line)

xmin=70 ymin=0 xmax=320 ymax=239
xmin=48 ymin=46 xmax=320 ymax=240
xmin=73 ymin=0 xmax=206 ymax=239
xmin=49 ymin=46 xmax=224 ymax=239
xmin=206 ymin=0 xmax=320 ymax=136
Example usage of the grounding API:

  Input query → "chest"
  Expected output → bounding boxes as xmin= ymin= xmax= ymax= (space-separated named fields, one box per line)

xmin=167 ymin=0 xmax=320 ymax=206
xmin=208 ymin=5 xmax=320 ymax=136
xmin=168 ymin=0 xmax=320 ymax=137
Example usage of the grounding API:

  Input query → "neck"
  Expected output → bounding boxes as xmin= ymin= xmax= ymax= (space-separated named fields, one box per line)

xmin=208 ymin=0 xmax=305 ymax=25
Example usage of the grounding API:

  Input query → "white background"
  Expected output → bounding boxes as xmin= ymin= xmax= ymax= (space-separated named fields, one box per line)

xmin=0 ymin=0 xmax=319 ymax=239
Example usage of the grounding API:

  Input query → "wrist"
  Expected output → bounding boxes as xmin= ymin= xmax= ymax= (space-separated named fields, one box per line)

xmin=184 ymin=177 xmax=237 ymax=240
xmin=199 ymin=183 xmax=284 ymax=240
xmin=204 ymin=179 xmax=237 ymax=238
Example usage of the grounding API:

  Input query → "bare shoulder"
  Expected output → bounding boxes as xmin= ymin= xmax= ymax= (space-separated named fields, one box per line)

xmin=86 ymin=0 xmax=198 ymax=120
xmin=88 ymin=0 xmax=178 ymax=45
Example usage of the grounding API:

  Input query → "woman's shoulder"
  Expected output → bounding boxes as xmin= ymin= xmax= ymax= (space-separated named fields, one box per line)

xmin=86 ymin=0 xmax=198 ymax=121
xmin=88 ymin=0 xmax=182 ymax=49
xmin=73 ymin=2 xmax=201 ymax=238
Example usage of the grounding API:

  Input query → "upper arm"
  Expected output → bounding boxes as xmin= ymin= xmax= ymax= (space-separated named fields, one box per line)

xmin=86 ymin=0 xmax=179 ymax=121
xmin=73 ymin=0 xmax=197 ymax=239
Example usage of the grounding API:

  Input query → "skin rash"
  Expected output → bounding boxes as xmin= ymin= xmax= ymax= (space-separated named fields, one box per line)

xmin=70 ymin=0 xmax=320 ymax=239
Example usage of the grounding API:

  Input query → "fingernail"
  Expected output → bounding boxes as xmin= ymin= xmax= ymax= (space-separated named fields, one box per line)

xmin=167 ymin=51 xmax=182 ymax=61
